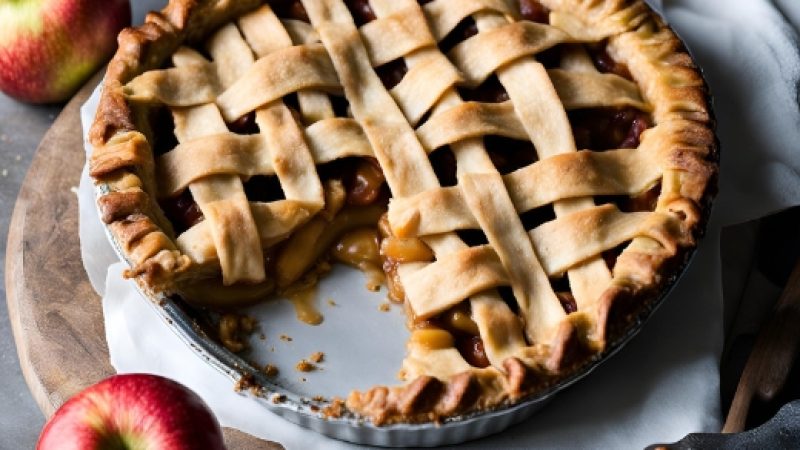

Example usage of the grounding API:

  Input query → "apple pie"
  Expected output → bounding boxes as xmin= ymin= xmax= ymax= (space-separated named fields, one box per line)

xmin=89 ymin=0 xmax=717 ymax=425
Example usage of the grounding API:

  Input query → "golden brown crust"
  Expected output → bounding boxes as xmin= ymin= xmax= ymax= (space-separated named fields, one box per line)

xmin=90 ymin=0 xmax=264 ymax=289
xmin=345 ymin=0 xmax=717 ymax=424
xmin=91 ymin=0 xmax=717 ymax=426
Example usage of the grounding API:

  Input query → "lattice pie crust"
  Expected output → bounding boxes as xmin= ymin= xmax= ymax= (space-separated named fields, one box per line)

xmin=90 ymin=0 xmax=716 ymax=424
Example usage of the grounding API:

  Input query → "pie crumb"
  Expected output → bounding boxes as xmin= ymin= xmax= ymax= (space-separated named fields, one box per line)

xmin=234 ymin=374 xmax=255 ymax=393
xmin=272 ymin=394 xmax=286 ymax=404
xmin=323 ymin=398 xmax=346 ymax=418
xmin=327 ymin=298 xmax=338 ymax=307
xmin=296 ymin=359 xmax=316 ymax=372
xmin=312 ymin=395 xmax=326 ymax=402
xmin=300 ymin=377 xmax=307 ymax=382
xmin=378 ymin=302 xmax=391 ymax=312
xmin=310 ymin=351 xmax=324 ymax=363
xmin=263 ymin=364 xmax=279 ymax=377
xmin=249 ymin=385 xmax=264 ymax=396
xmin=280 ymin=334 xmax=293 ymax=342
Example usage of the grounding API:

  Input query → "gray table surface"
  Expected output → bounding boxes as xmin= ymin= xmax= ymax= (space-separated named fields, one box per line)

xmin=0 ymin=5 xmax=158 ymax=450
xmin=0 ymin=95 xmax=60 ymax=449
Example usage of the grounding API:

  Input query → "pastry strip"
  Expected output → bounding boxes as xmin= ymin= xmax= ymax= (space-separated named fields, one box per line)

xmin=405 ymin=205 xmax=684 ymax=318
xmin=389 ymin=147 xmax=662 ymax=237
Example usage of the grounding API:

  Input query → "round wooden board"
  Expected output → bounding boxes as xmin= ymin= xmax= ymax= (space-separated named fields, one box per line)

xmin=5 ymin=73 xmax=282 ymax=450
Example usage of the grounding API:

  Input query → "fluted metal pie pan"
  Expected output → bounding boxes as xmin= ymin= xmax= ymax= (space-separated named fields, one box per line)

xmin=92 ymin=1 xmax=717 ymax=445
xmin=97 ymin=179 xmax=704 ymax=446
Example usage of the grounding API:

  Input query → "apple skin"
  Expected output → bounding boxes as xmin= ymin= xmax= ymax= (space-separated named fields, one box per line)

xmin=0 ymin=0 xmax=131 ymax=103
xmin=37 ymin=374 xmax=227 ymax=450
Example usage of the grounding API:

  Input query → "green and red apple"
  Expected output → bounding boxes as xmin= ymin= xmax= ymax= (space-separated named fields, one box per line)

xmin=0 ymin=0 xmax=131 ymax=103
xmin=37 ymin=374 xmax=227 ymax=450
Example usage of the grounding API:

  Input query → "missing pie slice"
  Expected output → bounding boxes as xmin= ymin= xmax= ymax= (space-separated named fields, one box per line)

xmin=90 ymin=0 xmax=717 ymax=425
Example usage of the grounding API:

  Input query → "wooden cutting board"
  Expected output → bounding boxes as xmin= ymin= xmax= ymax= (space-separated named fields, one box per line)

xmin=4 ymin=72 xmax=281 ymax=450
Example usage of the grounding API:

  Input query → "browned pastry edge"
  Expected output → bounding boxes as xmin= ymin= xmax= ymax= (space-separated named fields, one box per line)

xmin=89 ymin=0 xmax=718 ymax=425
xmin=343 ymin=4 xmax=719 ymax=425
xmin=89 ymin=0 xmax=264 ymax=291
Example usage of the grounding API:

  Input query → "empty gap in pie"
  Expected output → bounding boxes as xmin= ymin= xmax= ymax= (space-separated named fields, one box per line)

xmin=344 ymin=0 xmax=377 ymax=26
xmin=439 ymin=17 xmax=478 ymax=54
xmin=227 ymin=111 xmax=260 ymax=135
xmin=585 ymin=40 xmax=634 ymax=80
xmin=160 ymin=189 xmax=204 ymax=234
xmin=497 ymin=285 xmax=520 ymax=315
xmin=329 ymin=94 xmax=351 ymax=118
xmin=536 ymin=45 xmax=563 ymax=69
xmin=518 ymin=0 xmax=551 ymax=23
xmin=280 ymin=92 xmax=307 ymax=125
xmin=456 ymin=229 xmax=489 ymax=247
xmin=243 ymin=175 xmax=286 ymax=202
xmin=149 ymin=105 xmax=179 ymax=156
xmin=483 ymin=135 xmax=539 ymax=175
xmin=550 ymin=275 xmax=577 ymax=314
xmin=375 ymin=58 xmax=409 ymax=90
xmin=520 ymin=204 xmax=556 ymax=231
xmin=594 ymin=181 xmax=661 ymax=213
xmin=428 ymin=146 xmax=458 ymax=187
xmin=602 ymin=241 xmax=630 ymax=272
xmin=271 ymin=0 xmax=310 ymax=23
xmin=569 ymin=106 xmax=653 ymax=151
xmin=457 ymin=75 xmax=509 ymax=103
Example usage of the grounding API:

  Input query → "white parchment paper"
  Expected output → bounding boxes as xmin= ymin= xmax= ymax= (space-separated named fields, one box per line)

xmin=77 ymin=1 xmax=800 ymax=448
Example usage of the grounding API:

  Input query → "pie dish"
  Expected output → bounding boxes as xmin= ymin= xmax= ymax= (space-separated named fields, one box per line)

xmin=89 ymin=0 xmax=717 ymax=428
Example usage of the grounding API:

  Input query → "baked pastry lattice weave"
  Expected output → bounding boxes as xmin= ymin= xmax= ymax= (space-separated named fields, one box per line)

xmin=90 ymin=0 xmax=717 ymax=425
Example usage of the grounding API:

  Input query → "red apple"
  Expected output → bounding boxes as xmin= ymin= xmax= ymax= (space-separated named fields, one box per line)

xmin=37 ymin=374 xmax=226 ymax=450
xmin=0 ymin=0 xmax=131 ymax=103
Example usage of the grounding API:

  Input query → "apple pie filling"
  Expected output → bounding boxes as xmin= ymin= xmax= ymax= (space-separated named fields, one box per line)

xmin=142 ymin=0 xmax=657 ymax=336
xmin=134 ymin=0 xmax=660 ymax=376
xmin=90 ymin=0 xmax=716 ymax=425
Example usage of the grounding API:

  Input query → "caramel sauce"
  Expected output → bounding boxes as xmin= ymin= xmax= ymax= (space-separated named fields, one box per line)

xmin=285 ymin=283 xmax=323 ymax=326
xmin=331 ymin=228 xmax=385 ymax=291
xmin=410 ymin=329 xmax=454 ymax=351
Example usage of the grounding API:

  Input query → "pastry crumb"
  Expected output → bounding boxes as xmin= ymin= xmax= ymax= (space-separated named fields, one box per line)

xmin=259 ymin=332 xmax=266 ymax=340
xmin=378 ymin=302 xmax=391 ymax=312
xmin=234 ymin=374 xmax=255 ymax=392
xmin=219 ymin=314 xmax=257 ymax=353
xmin=327 ymin=298 xmax=338 ymax=307
xmin=323 ymin=398 xmax=346 ymax=418
xmin=312 ymin=395 xmax=326 ymax=402
xmin=296 ymin=359 xmax=316 ymax=372
xmin=309 ymin=351 xmax=324 ymax=363
xmin=280 ymin=334 xmax=293 ymax=342
xmin=249 ymin=385 xmax=264 ymax=396
xmin=263 ymin=364 xmax=279 ymax=377
xmin=272 ymin=394 xmax=286 ymax=404
xmin=300 ymin=377 xmax=307 ymax=382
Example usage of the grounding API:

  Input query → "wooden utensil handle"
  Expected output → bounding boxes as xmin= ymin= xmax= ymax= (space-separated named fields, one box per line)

xmin=722 ymin=256 xmax=800 ymax=433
